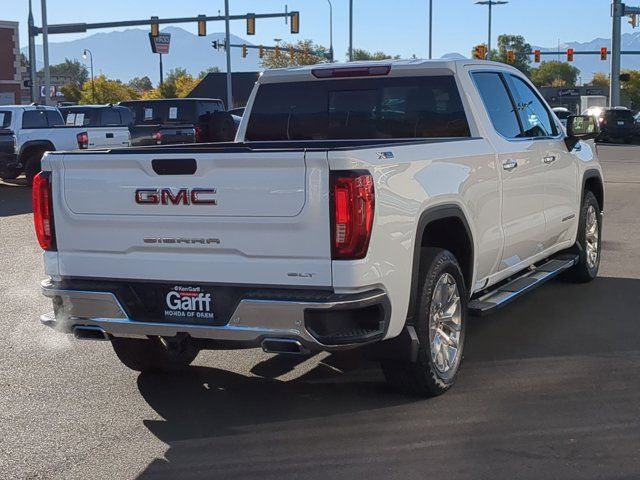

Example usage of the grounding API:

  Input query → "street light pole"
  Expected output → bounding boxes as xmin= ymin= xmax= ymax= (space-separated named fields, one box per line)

xmin=82 ymin=49 xmax=95 ymax=103
xmin=349 ymin=0 xmax=353 ymax=61
xmin=224 ymin=0 xmax=233 ymax=109
xmin=475 ymin=1 xmax=508 ymax=61
xmin=41 ymin=0 xmax=51 ymax=105
xmin=428 ymin=0 xmax=433 ymax=59
xmin=611 ymin=0 xmax=623 ymax=106
xmin=326 ymin=0 xmax=334 ymax=62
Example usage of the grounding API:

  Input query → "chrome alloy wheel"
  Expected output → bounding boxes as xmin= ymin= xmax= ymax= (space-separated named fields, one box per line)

xmin=428 ymin=273 xmax=463 ymax=375
xmin=585 ymin=204 xmax=600 ymax=269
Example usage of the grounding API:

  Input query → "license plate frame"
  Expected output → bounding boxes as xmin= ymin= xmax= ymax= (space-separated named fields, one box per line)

xmin=162 ymin=285 xmax=215 ymax=322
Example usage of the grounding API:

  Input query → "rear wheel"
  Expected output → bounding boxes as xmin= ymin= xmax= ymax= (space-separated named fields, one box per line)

xmin=564 ymin=190 xmax=601 ymax=283
xmin=111 ymin=336 xmax=199 ymax=373
xmin=382 ymin=248 xmax=467 ymax=397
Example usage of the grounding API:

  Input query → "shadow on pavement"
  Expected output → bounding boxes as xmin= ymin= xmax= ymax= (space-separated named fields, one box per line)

xmin=0 ymin=181 xmax=31 ymax=217
xmin=136 ymin=275 xmax=640 ymax=479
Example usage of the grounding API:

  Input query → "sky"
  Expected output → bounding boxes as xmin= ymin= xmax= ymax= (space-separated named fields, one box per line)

xmin=3 ymin=0 xmax=628 ymax=61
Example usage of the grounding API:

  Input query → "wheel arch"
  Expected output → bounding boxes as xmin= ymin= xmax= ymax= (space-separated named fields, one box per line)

xmin=19 ymin=140 xmax=55 ymax=162
xmin=582 ymin=169 xmax=604 ymax=212
xmin=407 ymin=205 xmax=474 ymax=324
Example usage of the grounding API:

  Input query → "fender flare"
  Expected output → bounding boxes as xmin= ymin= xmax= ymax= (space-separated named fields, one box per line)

xmin=582 ymin=169 xmax=604 ymax=211
xmin=18 ymin=140 xmax=55 ymax=163
xmin=406 ymin=204 xmax=474 ymax=324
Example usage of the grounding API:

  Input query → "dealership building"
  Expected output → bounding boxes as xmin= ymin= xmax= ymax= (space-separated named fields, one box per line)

xmin=0 ymin=20 xmax=23 ymax=105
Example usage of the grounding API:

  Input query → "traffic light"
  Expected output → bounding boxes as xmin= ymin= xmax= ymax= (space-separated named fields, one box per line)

xmin=150 ymin=16 xmax=159 ymax=37
xmin=506 ymin=50 xmax=515 ymax=64
xmin=197 ymin=15 xmax=206 ymax=37
xmin=601 ymin=47 xmax=608 ymax=61
xmin=534 ymin=49 xmax=541 ymax=63
xmin=247 ymin=13 xmax=256 ymax=35
xmin=567 ymin=48 xmax=574 ymax=62
xmin=290 ymin=47 xmax=296 ymax=61
xmin=474 ymin=44 xmax=486 ymax=60
xmin=629 ymin=14 xmax=638 ymax=28
xmin=290 ymin=11 xmax=300 ymax=34
xmin=259 ymin=45 xmax=265 ymax=58
xmin=242 ymin=44 xmax=248 ymax=58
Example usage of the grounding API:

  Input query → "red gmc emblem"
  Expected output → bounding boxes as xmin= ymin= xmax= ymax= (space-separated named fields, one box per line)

xmin=135 ymin=188 xmax=217 ymax=205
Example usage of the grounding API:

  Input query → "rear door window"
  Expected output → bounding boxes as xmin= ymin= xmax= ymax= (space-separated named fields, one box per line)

xmin=245 ymin=75 xmax=470 ymax=140
xmin=45 ymin=110 xmax=64 ymax=127
xmin=472 ymin=72 xmax=522 ymax=139
xmin=22 ymin=110 xmax=48 ymax=128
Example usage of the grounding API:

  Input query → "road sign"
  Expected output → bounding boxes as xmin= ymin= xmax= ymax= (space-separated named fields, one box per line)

xmin=149 ymin=33 xmax=171 ymax=54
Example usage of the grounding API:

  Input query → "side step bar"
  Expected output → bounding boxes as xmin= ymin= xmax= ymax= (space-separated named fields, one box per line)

xmin=468 ymin=254 xmax=578 ymax=316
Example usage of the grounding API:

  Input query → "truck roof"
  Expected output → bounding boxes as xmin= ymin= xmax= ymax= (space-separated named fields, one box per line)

xmin=259 ymin=58 xmax=518 ymax=83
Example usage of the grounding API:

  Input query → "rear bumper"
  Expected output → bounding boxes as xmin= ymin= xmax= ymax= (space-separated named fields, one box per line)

xmin=40 ymin=279 xmax=391 ymax=352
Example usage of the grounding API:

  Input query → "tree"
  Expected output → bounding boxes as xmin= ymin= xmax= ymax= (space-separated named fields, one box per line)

xmin=128 ymin=76 xmax=153 ymax=92
xmin=530 ymin=61 xmax=580 ymax=87
xmin=140 ymin=68 xmax=201 ymax=99
xmin=60 ymin=84 xmax=82 ymax=103
xmin=198 ymin=67 xmax=220 ymax=78
xmin=261 ymin=40 xmax=329 ymax=69
xmin=621 ymin=70 xmax=640 ymax=109
xmin=41 ymin=58 xmax=89 ymax=88
xmin=588 ymin=72 xmax=610 ymax=88
xmin=78 ymin=75 xmax=139 ymax=104
xmin=494 ymin=35 xmax=532 ymax=75
xmin=351 ymin=48 xmax=400 ymax=61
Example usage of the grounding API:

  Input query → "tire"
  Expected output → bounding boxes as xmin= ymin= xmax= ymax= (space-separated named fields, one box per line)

xmin=0 ymin=169 xmax=20 ymax=180
xmin=564 ymin=190 xmax=602 ymax=283
xmin=111 ymin=336 xmax=199 ymax=373
xmin=382 ymin=248 xmax=467 ymax=397
xmin=24 ymin=149 xmax=46 ymax=186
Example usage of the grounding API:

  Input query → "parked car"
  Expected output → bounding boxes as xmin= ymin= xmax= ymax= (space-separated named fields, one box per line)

xmin=36 ymin=60 xmax=603 ymax=397
xmin=119 ymin=98 xmax=236 ymax=146
xmin=0 ymin=105 xmax=130 ymax=184
xmin=552 ymin=107 xmax=572 ymax=129
xmin=0 ymin=128 xmax=17 ymax=177
xmin=584 ymin=106 xmax=634 ymax=143
xmin=58 ymin=105 xmax=132 ymax=149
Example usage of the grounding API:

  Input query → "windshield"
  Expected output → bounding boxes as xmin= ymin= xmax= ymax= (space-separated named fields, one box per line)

xmin=245 ymin=76 xmax=470 ymax=141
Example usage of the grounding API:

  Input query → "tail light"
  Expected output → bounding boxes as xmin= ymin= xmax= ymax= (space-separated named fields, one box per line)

xmin=152 ymin=131 xmax=163 ymax=144
xmin=331 ymin=171 xmax=375 ymax=260
xmin=76 ymin=131 xmax=88 ymax=149
xmin=32 ymin=171 xmax=56 ymax=251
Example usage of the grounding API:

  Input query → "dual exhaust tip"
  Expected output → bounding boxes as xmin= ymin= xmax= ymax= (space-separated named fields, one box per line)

xmin=73 ymin=325 xmax=109 ymax=341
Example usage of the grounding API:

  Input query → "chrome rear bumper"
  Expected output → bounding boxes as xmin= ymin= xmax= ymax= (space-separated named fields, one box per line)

xmin=41 ymin=279 xmax=390 ymax=351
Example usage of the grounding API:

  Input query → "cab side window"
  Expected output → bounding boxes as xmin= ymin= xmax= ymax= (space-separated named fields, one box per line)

xmin=508 ymin=75 xmax=557 ymax=138
xmin=472 ymin=72 xmax=522 ymax=139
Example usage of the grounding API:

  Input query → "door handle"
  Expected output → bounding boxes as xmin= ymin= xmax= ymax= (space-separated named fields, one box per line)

xmin=543 ymin=155 xmax=556 ymax=164
xmin=503 ymin=159 xmax=518 ymax=171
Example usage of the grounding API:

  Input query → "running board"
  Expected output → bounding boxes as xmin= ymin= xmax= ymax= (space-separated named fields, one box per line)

xmin=468 ymin=254 xmax=578 ymax=316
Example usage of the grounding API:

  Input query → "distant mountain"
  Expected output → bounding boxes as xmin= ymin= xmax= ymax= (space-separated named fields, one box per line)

xmin=22 ymin=26 xmax=261 ymax=83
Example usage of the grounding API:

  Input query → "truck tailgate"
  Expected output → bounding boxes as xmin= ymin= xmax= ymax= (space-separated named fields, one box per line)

xmin=51 ymin=150 xmax=332 ymax=287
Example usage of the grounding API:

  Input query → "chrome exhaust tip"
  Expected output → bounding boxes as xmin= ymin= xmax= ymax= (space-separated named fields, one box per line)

xmin=73 ymin=325 xmax=109 ymax=341
xmin=261 ymin=338 xmax=310 ymax=355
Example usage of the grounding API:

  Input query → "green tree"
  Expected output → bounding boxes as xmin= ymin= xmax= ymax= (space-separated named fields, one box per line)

xmin=621 ymin=70 xmax=640 ymax=109
xmin=494 ymin=35 xmax=532 ymax=75
xmin=141 ymin=69 xmax=200 ymax=99
xmin=78 ymin=75 xmax=139 ymax=104
xmin=588 ymin=72 xmax=610 ymax=88
xmin=60 ymin=84 xmax=82 ymax=103
xmin=41 ymin=58 xmax=89 ymax=88
xmin=261 ymin=40 xmax=329 ymax=69
xmin=530 ymin=61 xmax=580 ymax=87
xmin=198 ymin=66 xmax=220 ymax=78
xmin=351 ymin=48 xmax=400 ymax=61
xmin=128 ymin=76 xmax=153 ymax=92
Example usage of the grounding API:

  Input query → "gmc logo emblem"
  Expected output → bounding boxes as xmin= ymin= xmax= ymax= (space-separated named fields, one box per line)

xmin=135 ymin=188 xmax=217 ymax=205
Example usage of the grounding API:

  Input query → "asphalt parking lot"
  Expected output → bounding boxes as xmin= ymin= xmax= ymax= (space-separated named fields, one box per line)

xmin=1 ymin=145 xmax=639 ymax=479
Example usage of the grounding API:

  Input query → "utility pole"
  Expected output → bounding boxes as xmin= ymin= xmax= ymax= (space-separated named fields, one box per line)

xmin=224 ymin=0 xmax=233 ymax=109
xmin=41 ymin=0 xmax=51 ymax=105
xmin=27 ymin=0 xmax=37 ymax=103
xmin=428 ymin=0 xmax=433 ymax=59
xmin=349 ymin=0 xmax=353 ymax=61
xmin=611 ymin=0 xmax=623 ymax=106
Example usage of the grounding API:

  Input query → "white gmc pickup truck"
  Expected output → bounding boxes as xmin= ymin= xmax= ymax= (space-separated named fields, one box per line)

xmin=36 ymin=60 xmax=604 ymax=397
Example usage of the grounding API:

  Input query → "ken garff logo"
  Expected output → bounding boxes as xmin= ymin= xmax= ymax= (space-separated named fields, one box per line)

xmin=135 ymin=188 xmax=217 ymax=205
xmin=377 ymin=151 xmax=394 ymax=160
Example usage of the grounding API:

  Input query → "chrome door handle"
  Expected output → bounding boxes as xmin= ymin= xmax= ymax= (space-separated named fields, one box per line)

xmin=503 ymin=159 xmax=518 ymax=171
xmin=543 ymin=155 xmax=556 ymax=164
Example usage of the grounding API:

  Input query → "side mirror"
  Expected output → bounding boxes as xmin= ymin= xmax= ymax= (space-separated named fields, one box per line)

xmin=565 ymin=115 xmax=599 ymax=151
